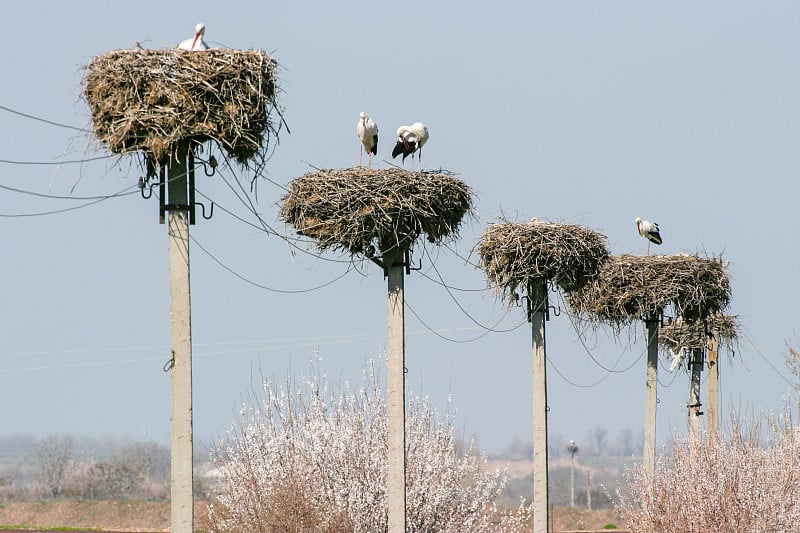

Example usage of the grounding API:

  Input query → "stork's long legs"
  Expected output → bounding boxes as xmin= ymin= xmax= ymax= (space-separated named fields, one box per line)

xmin=359 ymin=145 xmax=363 ymax=167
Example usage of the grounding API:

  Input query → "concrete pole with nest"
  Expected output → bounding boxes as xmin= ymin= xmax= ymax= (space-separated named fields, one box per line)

xmin=279 ymin=168 xmax=474 ymax=532
xmin=566 ymin=439 xmax=578 ymax=508
xmin=166 ymin=142 xmax=194 ymax=533
xmin=385 ymin=248 xmax=406 ymax=533
xmin=706 ymin=334 xmax=720 ymax=442
xmin=528 ymin=279 xmax=549 ymax=533
xmin=477 ymin=220 xmax=610 ymax=533
xmin=688 ymin=347 xmax=704 ymax=435
xmin=83 ymin=47 xmax=283 ymax=533
xmin=643 ymin=313 xmax=660 ymax=481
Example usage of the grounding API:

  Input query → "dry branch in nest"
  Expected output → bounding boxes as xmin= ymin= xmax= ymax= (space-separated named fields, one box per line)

xmin=566 ymin=254 xmax=731 ymax=328
xmin=659 ymin=314 xmax=739 ymax=354
xmin=83 ymin=49 xmax=282 ymax=164
xmin=279 ymin=167 xmax=474 ymax=258
xmin=476 ymin=219 xmax=609 ymax=302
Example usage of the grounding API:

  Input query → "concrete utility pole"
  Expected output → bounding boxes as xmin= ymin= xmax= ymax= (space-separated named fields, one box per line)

xmin=586 ymin=470 xmax=592 ymax=511
xmin=167 ymin=143 xmax=194 ymax=533
xmin=567 ymin=440 xmax=578 ymax=508
xmin=706 ymin=334 xmax=720 ymax=443
xmin=386 ymin=249 xmax=406 ymax=533
xmin=643 ymin=314 xmax=659 ymax=481
xmin=529 ymin=280 xmax=549 ymax=533
xmin=688 ymin=348 xmax=704 ymax=436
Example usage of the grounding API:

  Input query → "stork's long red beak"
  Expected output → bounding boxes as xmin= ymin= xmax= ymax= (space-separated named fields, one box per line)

xmin=190 ymin=32 xmax=200 ymax=50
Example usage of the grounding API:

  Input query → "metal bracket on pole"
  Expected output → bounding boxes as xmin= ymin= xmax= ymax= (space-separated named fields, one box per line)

xmin=159 ymin=165 xmax=167 ymax=224
xmin=375 ymin=246 xmax=421 ymax=278
xmin=525 ymin=281 xmax=549 ymax=323
xmin=188 ymin=150 xmax=196 ymax=225
xmin=404 ymin=248 xmax=422 ymax=275
xmin=154 ymin=146 xmax=215 ymax=225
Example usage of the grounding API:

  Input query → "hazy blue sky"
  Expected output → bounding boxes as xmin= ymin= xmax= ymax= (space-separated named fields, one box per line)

xmin=2 ymin=1 xmax=798 ymax=454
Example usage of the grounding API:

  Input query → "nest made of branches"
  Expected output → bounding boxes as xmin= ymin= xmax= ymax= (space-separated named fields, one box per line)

xmin=476 ymin=219 xmax=609 ymax=302
xmin=279 ymin=167 xmax=474 ymax=257
xmin=566 ymin=254 xmax=731 ymax=328
xmin=659 ymin=314 xmax=739 ymax=354
xmin=83 ymin=49 xmax=281 ymax=164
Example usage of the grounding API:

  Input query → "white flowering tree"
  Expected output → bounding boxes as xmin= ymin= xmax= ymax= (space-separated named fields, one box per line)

xmin=616 ymin=406 xmax=800 ymax=532
xmin=207 ymin=359 xmax=530 ymax=532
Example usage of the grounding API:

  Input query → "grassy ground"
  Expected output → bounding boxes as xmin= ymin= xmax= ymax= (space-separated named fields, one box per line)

xmin=0 ymin=500 xmax=627 ymax=532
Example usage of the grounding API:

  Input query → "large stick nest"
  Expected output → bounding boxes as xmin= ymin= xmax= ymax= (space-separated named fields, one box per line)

xmin=566 ymin=254 xmax=731 ymax=327
xmin=659 ymin=314 xmax=739 ymax=353
xmin=83 ymin=49 xmax=282 ymax=164
xmin=476 ymin=219 xmax=609 ymax=301
xmin=280 ymin=168 xmax=475 ymax=257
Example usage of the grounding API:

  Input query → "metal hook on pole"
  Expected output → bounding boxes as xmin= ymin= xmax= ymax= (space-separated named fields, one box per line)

xmin=196 ymin=201 xmax=214 ymax=220
xmin=403 ymin=248 xmax=422 ymax=275
xmin=139 ymin=177 xmax=153 ymax=199
xmin=140 ymin=176 xmax=163 ymax=200
xmin=202 ymin=155 xmax=218 ymax=176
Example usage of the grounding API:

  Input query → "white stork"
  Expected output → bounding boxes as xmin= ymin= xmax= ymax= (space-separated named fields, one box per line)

xmin=357 ymin=112 xmax=378 ymax=168
xmin=391 ymin=122 xmax=428 ymax=170
xmin=178 ymin=23 xmax=209 ymax=51
xmin=635 ymin=217 xmax=663 ymax=254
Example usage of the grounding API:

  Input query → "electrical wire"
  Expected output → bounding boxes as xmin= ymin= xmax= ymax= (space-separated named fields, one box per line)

xmin=406 ymin=299 xmax=526 ymax=343
xmin=0 ymin=182 xmax=139 ymax=201
xmin=442 ymin=242 xmax=482 ymax=269
xmin=190 ymin=233 xmax=355 ymax=294
xmin=206 ymin=166 xmax=356 ymax=265
xmin=739 ymin=328 xmax=795 ymax=388
xmin=546 ymin=356 xmax=616 ymax=389
xmin=0 ymin=155 xmax=113 ymax=165
xmin=560 ymin=300 xmax=646 ymax=374
xmin=0 ymin=183 xmax=136 ymax=217
xmin=0 ymin=103 xmax=92 ymax=133
xmin=657 ymin=366 xmax=682 ymax=388
xmin=420 ymin=244 xmax=533 ymax=333
xmin=417 ymin=269 xmax=490 ymax=293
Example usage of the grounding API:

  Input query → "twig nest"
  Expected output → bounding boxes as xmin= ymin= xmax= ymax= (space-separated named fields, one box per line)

xmin=477 ymin=219 xmax=609 ymax=302
xmin=83 ymin=49 xmax=282 ymax=164
xmin=279 ymin=167 xmax=474 ymax=257
xmin=566 ymin=254 xmax=731 ymax=327
xmin=659 ymin=314 xmax=739 ymax=353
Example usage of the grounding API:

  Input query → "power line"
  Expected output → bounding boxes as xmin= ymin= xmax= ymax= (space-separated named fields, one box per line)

xmin=657 ymin=366 xmax=682 ymax=388
xmin=199 ymin=167 xmax=356 ymax=264
xmin=0 ymin=182 xmax=139 ymax=201
xmin=0 ymin=103 xmax=92 ymax=133
xmin=546 ymin=356 xmax=616 ymax=389
xmin=442 ymin=242 xmax=482 ymax=269
xmin=0 ymin=155 xmax=112 ymax=165
xmin=406 ymin=299 xmax=525 ymax=343
xmin=420 ymin=244 xmax=532 ymax=333
xmin=560 ymin=298 xmax=646 ymax=375
xmin=0 ymin=195 xmax=123 ymax=218
xmin=417 ymin=269 xmax=490 ymax=293
xmin=739 ymin=328 xmax=795 ymax=388
xmin=190 ymin=234 xmax=355 ymax=294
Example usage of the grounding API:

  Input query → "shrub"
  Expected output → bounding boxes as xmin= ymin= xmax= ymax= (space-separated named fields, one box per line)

xmin=616 ymin=407 xmax=800 ymax=532
xmin=207 ymin=359 xmax=529 ymax=532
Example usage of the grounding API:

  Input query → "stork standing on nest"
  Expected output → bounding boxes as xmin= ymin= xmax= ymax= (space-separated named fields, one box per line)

xmin=178 ymin=23 xmax=209 ymax=51
xmin=357 ymin=112 xmax=378 ymax=168
xmin=392 ymin=122 xmax=428 ymax=170
xmin=636 ymin=217 xmax=662 ymax=254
